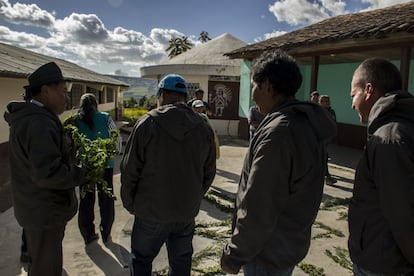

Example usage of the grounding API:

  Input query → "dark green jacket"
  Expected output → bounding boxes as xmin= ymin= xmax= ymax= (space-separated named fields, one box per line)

xmin=4 ymin=101 xmax=81 ymax=228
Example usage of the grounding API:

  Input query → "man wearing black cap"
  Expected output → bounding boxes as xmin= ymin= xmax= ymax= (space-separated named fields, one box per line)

xmin=4 ymin=62 xmax=83 ymax=276
xmin=121 ymin=74 xmax=216 ymax=275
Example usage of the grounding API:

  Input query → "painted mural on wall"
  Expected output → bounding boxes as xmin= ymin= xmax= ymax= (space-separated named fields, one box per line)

xmin=208 ymin=81 xmax=239 ymax=120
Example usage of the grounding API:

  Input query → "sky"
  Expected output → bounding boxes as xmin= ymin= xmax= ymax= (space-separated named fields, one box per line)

xmin=0 ymin=0 xmax=411 ymax=77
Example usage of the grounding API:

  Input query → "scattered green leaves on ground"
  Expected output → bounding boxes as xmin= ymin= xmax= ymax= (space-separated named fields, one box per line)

xmin=313 ymin=221 xmax=345 ymax=239
xmin=298 ymin=262 xmax=326 ymax=276
xmin=325 ymin=247 xmax=352 ymax=271
xmin=320 ymin=197 xmax=351 ymax=210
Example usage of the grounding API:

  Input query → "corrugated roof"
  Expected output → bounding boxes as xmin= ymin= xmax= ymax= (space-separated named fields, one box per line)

xmin=164 ymin=33 xmax=247 ymax=66
xmin=226 ymin=2 xmax=414 ymax=59
xmin=0 ymin=43 xmax=128 ymax=87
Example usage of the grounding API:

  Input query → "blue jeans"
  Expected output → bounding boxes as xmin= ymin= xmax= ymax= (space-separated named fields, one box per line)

xmin=353 ymin=263 xmax=411 ymax=276
xmin=130 ymin=217 xmax=194 ymax=276
xmin=243 ymin=263 xmax=295 ymax=276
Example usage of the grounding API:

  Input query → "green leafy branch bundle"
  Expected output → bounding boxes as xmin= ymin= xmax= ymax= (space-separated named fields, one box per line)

xmin=63 ymin=119 xmax=119 ymax=199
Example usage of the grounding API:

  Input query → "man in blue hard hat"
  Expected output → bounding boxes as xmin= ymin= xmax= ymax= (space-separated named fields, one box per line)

xmin=121 ymin=74 xmax=216 ymax=276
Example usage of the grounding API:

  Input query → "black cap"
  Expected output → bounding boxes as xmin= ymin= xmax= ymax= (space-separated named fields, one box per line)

xmin=28 ymin=62 xmax=64 ymax=88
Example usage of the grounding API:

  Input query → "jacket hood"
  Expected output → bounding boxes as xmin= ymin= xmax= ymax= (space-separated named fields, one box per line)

xmin=268 ymin=99 xmax=337 ymax=143
xmin=368 ymin=91 xmax=414 ymax=134
xmin=148 ymin=103 xmax=205 ymax=141
xmin=4 ymin=101 xmax=57 ymax=126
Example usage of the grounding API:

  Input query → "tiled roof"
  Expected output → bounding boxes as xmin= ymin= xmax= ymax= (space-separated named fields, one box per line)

xmin=0 ymin=43 xmax=128 ymax=87
xmin=226 ymin=2 xmax=414 ymax=59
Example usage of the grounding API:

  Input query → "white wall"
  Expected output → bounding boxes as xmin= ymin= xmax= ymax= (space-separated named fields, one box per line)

xmin=0 ymin=78 xmax=28 ymax=143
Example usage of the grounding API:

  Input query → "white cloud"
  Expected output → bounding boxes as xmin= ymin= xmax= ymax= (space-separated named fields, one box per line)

xmin=0 ymin=0 xmax=200 ymax=76
xmin=269 ymin=0 xmax=348 ymax=26
xmin=254 ymin=30 xmax=287 ymax=42
xmin=0 ymin=0 xmax=55 ymax=28
xmin=361 ymin=0 xmax=412 ymax=10
xmin=53 ymin=13 xmax=109 ymax=44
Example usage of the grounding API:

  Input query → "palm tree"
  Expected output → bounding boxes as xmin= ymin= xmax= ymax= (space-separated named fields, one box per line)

xmin=199 ymin=31 xmax=211 ymax=43
xmin=166 ymin=36 xmax=193 ymax=58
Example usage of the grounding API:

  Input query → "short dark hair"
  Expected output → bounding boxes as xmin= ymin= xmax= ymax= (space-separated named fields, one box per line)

xmin=195 ymin=89 xmax=204 ymax=94
xmin=355 ymin=58 xmax=402 ymax=95
xmin=252 ymin=50 xmax=302 ymax=97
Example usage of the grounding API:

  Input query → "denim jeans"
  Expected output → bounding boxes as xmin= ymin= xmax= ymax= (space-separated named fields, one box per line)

xmin=243 ymin=263 xmax=295 ymax=276
xmin=353 ymin=263 xmax=411 ymax=276
xmin=130 ymin=217 xmax=194 ymax=276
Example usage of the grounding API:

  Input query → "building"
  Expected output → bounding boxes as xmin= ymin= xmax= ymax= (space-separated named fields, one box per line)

xmin=140 ymin=33 xmax=247 ymax=136
xmin=226 ymin=2 xmax=414 ymax=148
xmin=0 ymin=42 xmax=129 ymax=200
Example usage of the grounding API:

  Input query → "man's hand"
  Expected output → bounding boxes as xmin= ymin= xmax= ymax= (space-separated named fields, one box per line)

xmin=220 ymin=253 xmax=240 ymax=274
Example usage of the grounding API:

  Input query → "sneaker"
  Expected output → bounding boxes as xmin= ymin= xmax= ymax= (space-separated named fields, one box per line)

xmin=20 ymin=251 xmax=31 ymax=263
xmin=85 ymin=234 xmax=99 ymax=245
xmin=326 ymin=176 xmax=337 ymax=185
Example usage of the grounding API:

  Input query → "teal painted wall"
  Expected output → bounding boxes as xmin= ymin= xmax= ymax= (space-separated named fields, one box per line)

xmin=239 ymin=60 xmax=252 ymax=119
xmin=238 ymin=59 xmax=414 ymax=126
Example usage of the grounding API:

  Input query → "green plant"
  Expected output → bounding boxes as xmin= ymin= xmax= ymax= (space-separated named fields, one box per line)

xmin=63 ymin=119 xmax=119 ymax=199
xmin=325 ymin=247 xmax=352 ymax=271
xmin=297 ymin=262 xmax=326 ymax=276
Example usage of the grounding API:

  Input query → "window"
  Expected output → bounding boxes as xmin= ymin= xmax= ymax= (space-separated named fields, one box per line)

xmin=106 ymin=87 xmax=114 ymax=103
xmin=67 ymin=84 xmax=83 ymax=110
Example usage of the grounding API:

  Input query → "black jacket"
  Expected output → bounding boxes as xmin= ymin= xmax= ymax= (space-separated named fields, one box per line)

xmin=4 ymin=101 xmax=81 ymax=228
xmin=221 ymin=100 xmax=337 ymax=272
xmin=120 ymin=103 xmax=216 ymax=222
xmin=348 ymin=91 xmax=414 ymax=274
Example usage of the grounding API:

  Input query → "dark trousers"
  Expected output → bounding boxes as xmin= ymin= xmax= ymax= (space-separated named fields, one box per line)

xmin=25 ymin=225 xmax=65 ymax=276
xmin=21 ymin=228 xmax=27 ymax=253
xmin=78 ymin=168 xmax=115 ymax=242
xmin=130 ymin=218 xmax=195 ymax=276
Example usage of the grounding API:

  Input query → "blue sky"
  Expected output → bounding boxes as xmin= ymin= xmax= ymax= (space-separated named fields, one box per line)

xmin=0 ymin=0 xmax=411 ymax=76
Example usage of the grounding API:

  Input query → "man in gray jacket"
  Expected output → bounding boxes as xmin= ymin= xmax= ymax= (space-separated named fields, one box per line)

xmin=220 ymin=50 xmax=336 ymax=275
xmin=4 ymin=62 xmax=83 ymax=276
xmin=121 ymin=74 xmax=216 ymax=276
xmin=348 ymin=58 xmax=414 ymax=275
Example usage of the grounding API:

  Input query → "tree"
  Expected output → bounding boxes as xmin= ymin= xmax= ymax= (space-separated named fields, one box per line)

xmin=199 ymin=31 xmax=211 ymax=43
xmin=166 ymin=36 xmax=193 ymax=58
xmin=124 ymin=97 xmax=137 ymax=108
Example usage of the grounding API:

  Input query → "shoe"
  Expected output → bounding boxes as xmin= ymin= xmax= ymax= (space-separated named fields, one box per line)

xmin=85 ymin=234 xmax=99 ymax=245
xmin=325 ymin=176 xmax=337 ymax=185
xmin=20 ymin=251 xmax=31 ymax=263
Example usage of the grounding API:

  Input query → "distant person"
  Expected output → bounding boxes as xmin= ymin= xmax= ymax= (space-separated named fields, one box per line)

xmin=318 ymin=94 xmax=337 ymax=185
xmin=348 ymin=58 xmax=414 ymax=276
xmin=4 ymin=62 xmax=83 ymax=276
xmin=121 ymin=74 xmax=216 ymax=275
xmin=247 ymin=104 xmax=265 ymax=141
xmin=187 ymin=88 xmax=211 ymax=115
xmin=192 ymin=99 xmax=220 ymax=159
xmin=73 ymin=93 xmax=122 ymax=244
xmin=220 ymin=50 xmax=336 ymax=275
xmin=310 ymin=90 xmax=320 ymax=103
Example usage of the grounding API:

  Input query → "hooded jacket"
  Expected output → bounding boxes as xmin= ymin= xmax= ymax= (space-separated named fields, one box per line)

xmin=348 ymin=91 xmax=414 ymax=274
xmin=4 ymin=101 xmax=81 ymax=228
xmin=120 ymin=103 xmax=216 ymax=222
xmin=221 ymin=99 xmax=337 ymax=272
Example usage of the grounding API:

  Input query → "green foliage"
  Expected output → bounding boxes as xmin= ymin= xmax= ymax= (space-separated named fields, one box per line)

xmin=298 ymin=263 xmax=326 ymax=276
xmin=166 ymin=36 xmax=193 ymax=58
xmin=313 ymin=221 xmax=345 ymax=238
xmin=63 ymin=117 xmax=119 ymax=199
xmin=325 ymin=247 xmax=353 ymax=271
xmin=124 ymin=96 xmax=137 ymax=108
xmin=320 ymin=197 xmax=351 ymax=210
